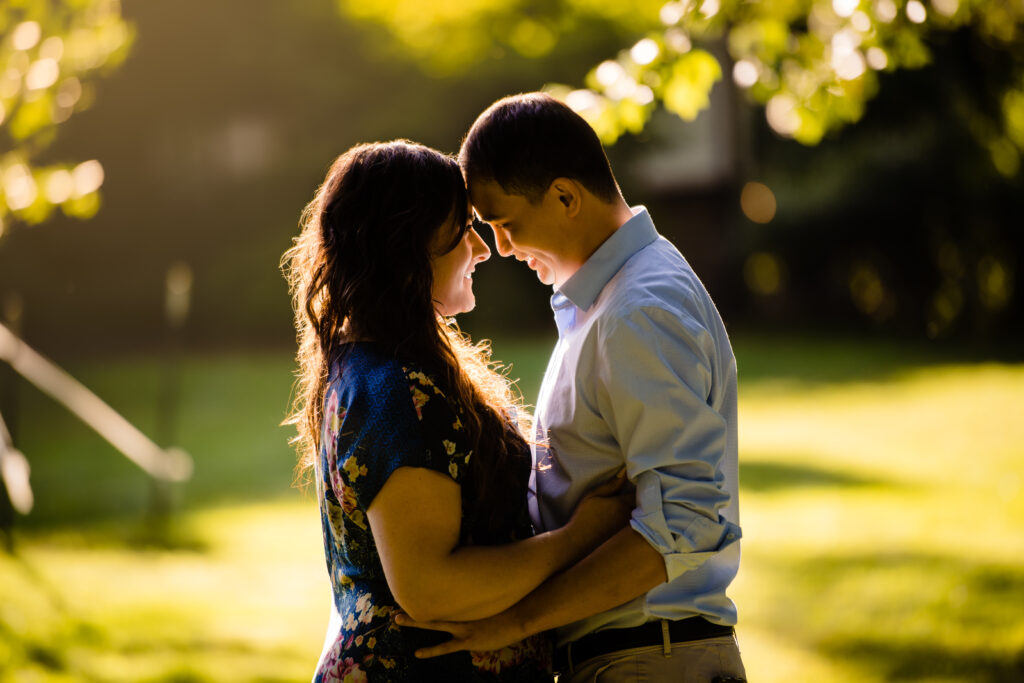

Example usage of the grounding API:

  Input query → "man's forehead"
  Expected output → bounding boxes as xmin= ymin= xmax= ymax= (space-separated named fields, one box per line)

xmin=468 ymin=181 xmax=509 ymax=221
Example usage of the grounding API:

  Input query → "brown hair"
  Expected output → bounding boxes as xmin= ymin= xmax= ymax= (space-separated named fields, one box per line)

xmin=282 ymin=139 xmax=531 ymax=539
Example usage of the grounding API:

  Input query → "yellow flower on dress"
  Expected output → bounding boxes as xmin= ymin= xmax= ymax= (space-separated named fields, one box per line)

xmin=449 ymin=461 xmax=459 ymax=479
xmin=343 ymin=455 xmax=368 ymax=482
xmin=410 ymin=386 xmax=430 ymax=420
xmin=406 ymin=370 xmax=430 ymax=386
xmin=443 ymin=439 xmax=457 ymax=456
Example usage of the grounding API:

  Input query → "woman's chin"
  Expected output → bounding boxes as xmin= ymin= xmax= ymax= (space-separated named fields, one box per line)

xmin=437 ymin=298 xmax=475 ymax=317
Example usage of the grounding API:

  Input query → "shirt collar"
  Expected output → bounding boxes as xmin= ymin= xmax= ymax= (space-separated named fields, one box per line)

xmin=557 ymin=206 xmax=657 ymax=311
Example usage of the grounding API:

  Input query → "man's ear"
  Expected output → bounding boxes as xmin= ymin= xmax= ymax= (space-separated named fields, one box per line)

xmin=549 ymin=178 xmax=581 ymax=218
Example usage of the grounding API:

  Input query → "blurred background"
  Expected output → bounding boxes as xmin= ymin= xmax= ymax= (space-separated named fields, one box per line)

xmin=1 ymin=0 xmax=1021 ymax=681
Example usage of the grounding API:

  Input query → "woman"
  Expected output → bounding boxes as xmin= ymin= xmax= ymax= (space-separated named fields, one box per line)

xmin=282 ymin=140 xmax=629 ymax=681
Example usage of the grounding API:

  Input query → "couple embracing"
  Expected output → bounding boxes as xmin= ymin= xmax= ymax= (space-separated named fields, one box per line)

xmin=283 ymin=92 xmax=745 ymax=683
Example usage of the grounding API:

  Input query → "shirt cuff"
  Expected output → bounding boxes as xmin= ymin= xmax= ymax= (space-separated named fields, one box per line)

xmin=630 ymin=513 xmax=742 ymax=583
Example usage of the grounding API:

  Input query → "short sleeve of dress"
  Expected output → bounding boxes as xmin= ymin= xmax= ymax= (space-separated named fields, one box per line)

xmin=330 ymin=361 xmax=473 ymax=513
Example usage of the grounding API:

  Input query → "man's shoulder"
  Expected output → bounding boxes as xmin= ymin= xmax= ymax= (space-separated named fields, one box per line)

xmin=598 ymin=243 xmax=711 ymax=324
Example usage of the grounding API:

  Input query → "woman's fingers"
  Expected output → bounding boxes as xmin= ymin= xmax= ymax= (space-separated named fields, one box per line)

xmin=393 ymin=612 xmax=450 ymax=632
xmin=393 ymin=613 xmax=466 ymax=658
xmin=415 ymin=639 xmax=464 ymax=658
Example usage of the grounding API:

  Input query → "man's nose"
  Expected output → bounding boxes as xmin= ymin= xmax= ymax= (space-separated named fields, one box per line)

xmin=471 ymin=228 xmax=491 ymax=263
xmin=490 ymin=227 xmax=513 ymax=257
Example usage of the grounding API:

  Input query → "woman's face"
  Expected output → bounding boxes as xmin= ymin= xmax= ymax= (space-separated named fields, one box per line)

xmin=431 ymin=214 xmax=491 ymax=316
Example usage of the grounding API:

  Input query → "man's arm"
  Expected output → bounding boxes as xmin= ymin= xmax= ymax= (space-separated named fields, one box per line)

xmin=395 ymin=524 xmax=666 ymax=656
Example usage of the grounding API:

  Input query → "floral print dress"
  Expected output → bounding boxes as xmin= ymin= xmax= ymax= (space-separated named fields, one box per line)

xmin=314 ymin=342 xmax=552 ymax=682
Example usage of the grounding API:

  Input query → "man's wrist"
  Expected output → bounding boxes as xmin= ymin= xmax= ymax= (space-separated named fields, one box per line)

xmin=503 ymin=592 xmax=542 ymax=641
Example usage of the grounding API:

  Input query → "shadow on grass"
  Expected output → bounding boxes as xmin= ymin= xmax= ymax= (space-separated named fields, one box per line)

xmin=823 ymin=638 xmax=1024 ymax=682
xmin=0 ymin=548 xmax=304 ymax=681
xmin=731 ymin=333 xmax=1022 ymax=387
xmin=740 ymin=459 xmax=889 ymax=493
xmin=753 ymin=550 xmax=1024 ymax=681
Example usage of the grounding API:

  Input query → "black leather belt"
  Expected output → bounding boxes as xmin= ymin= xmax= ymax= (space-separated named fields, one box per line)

xmin=553 ymin=617 xmax=734 ymax=674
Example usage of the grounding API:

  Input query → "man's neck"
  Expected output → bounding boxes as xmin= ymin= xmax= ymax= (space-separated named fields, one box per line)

xmin=553 ymin=198 xmax=635 ymax=287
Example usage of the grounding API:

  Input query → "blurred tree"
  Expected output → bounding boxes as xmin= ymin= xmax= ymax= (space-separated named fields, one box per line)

xmin=341 ymin=0 xmax=1023 ymax=341
xmin=0 ymin=0 xmax=133 ymax=236
xmin=339 ymin=0 xmax=1024 ymax=174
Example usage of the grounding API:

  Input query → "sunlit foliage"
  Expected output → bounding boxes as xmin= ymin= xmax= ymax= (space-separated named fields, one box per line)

xmin=336 ymin=0 xmax=665 ymax=75
xmin=0 ymin=0 xmax=133 ymax=236
xmin=339 ymin=0 xmax=1024 ymax=177
xmin=558 ymin=0 xmax=1024 ymax=174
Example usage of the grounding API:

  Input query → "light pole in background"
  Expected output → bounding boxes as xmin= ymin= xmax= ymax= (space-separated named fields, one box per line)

xmin=151 ymin=262 xmax=193 ymax=523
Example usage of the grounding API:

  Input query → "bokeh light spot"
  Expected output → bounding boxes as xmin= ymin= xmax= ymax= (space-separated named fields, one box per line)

xmin=25 ymin=58 xmax=60 ymax=91
xmin=866 ymin=47 xmax=889 ymax=70
xmin=733 ymin=59 xmax=759 ymax=88
xmin=874 ymin=0 xmax=898 ymax=23
xmin=849 ymin=262 xmax=886 ymax=315
xmin=977 ymin=256 xmax=1013 ymax=311
xmin=851 ymin=10 xmax=872 ymax=31
xmin=766 ymin=94 xmax=801 ymax=136
xmin=832 ymin=0 xmax=859 ymax=19
xmin=634 ymin=84 xmax=655 ymax=105
xmin=700 ymin=0 xmax=720 ymax=19
xmin=12 ymin=22 xmax=42 ymax=51
xmin=45 ymin=169 xmax=74 ymax=204
xmin=744 ymin=252 xmax=784 ymax=295
xmin=596 ymin=60 xmax=626 ymax=88
xmin=665 ymin=28 xmax=692 ymax=53
xmin=565 ymin=89 xmax=600 ymax=113
xmin=56 ymin=77 xmax=83 ymax=108
xmin=71 ymin=160 xmax=104 ymax=197
xmin=927 ymin=281 xmax=964 ymax=335
xmin=740 ymin=182 xmax=777 ymax=223
xmin=906 ymin=0 xmax=927 ymax=23
xmin=630 ymin=38 xmax=660 ymax=66
xmin=39 ymin=36 xmax=65 ymax=61
xmin=660 ymin=1 xmax=687 ymax=26
xmin=3 ymin=164 xmax=38 ymax=211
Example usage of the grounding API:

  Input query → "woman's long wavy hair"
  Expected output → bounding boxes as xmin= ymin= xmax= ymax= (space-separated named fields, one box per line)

xmin=282 ymin=140 xmax=531 ymax=539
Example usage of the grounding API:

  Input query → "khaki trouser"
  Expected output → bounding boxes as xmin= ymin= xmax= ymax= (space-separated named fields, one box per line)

xmin=559 ymin=632 xmax=746 ymax=683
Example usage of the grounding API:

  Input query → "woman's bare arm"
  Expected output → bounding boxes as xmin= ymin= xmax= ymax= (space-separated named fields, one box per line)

xmin=366 ymin=465 xmax=628 ymax=623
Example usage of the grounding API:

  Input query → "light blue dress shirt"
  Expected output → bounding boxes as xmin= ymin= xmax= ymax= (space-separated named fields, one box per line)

xmin=530 ymin=207 xmax=741 ymax=647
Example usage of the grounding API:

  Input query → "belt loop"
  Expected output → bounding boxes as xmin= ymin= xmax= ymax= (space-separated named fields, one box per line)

xmin=661 ymin=620 xmax=671 ymax=657
xmin=567 ymin=641 xmax=574 ymax=675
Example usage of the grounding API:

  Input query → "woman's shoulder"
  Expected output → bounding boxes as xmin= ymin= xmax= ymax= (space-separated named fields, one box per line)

xmin=328 ymin=343 xmax=453 ymax=417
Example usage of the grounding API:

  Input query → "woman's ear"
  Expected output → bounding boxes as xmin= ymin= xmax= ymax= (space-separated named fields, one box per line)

xmin=549 ymin=178 xmax=581 ymax=218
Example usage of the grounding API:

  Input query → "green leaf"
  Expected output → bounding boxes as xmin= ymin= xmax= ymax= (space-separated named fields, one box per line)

xmin=662 ymin=49 xmax=722 ymax=121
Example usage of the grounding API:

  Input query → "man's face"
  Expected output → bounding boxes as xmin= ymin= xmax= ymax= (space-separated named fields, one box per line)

xmin=468 ymin=180 xmax=564 ymax=286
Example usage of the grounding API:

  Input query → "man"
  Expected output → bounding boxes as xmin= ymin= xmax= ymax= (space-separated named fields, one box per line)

xmin=397 ymin=92 xmax=745 ymax=682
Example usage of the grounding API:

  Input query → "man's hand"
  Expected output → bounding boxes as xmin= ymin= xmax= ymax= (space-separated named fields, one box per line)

xmin=393 ymin=610 xmax=524 ymax=657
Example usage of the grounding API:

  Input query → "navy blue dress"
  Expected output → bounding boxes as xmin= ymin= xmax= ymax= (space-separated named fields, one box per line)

xmin=313 ymin=342 xmax=552 ymax=682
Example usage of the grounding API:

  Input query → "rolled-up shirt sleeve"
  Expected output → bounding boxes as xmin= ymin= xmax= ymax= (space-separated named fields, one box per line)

xmin=594 ymin=305 xmax=741 ymax=583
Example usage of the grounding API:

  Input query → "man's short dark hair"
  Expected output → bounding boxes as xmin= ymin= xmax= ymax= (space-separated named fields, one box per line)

xmin=459 ymin=92 xmax=621 ymax=203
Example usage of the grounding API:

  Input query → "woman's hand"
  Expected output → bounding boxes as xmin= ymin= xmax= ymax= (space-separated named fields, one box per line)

xmin=562 ymin=468 xmax=635 ymax=561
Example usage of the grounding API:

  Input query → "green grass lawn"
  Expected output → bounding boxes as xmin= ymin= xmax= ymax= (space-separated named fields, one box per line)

xmin=1 ymin=335 xmax=1022 ymax=682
